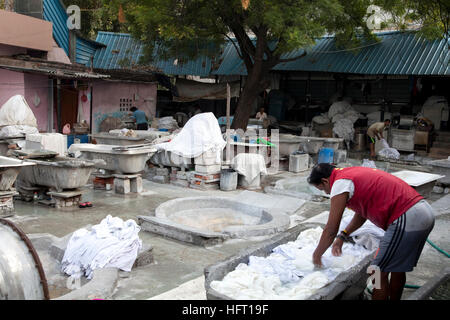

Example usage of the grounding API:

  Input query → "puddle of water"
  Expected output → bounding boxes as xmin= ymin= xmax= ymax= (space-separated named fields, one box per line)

xmin=169 ymin=208 xmax=261 ymax=233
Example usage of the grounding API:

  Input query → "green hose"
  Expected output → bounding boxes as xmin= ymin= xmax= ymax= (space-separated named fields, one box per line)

xmin=257 ymin=138 xmax=276 ymax=147
xmin=426 ymin=239 xmax=450 ymax=258
xmin=404 ymin=284 xmax=421 ymax=289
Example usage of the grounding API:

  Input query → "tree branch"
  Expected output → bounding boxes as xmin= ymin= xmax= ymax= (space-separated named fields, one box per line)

xmin=277 ymin=50 xmax=307 ymax=63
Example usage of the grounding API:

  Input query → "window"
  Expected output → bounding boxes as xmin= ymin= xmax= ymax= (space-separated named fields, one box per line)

xmin=120 ymin=98 xmax=134 ymax=112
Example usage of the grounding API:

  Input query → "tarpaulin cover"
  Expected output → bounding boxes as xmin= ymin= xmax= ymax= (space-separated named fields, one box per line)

xmin=154 ymin=112 xmax=226 ymax=158
xmin=0 ymin=95 xmax=37 ymax=128
xmin=172 ymin=78 xmax=241 ymax=102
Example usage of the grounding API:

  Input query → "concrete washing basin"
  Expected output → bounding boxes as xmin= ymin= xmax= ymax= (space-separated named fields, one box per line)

xmin=69 ymin=144 xmax=157 ymax=174
xmin=0 ymin=156 xmax=35 ymax=191
xmin=150 ymin=150 xmax=193 ymax=169
xmin=390 ymin=170 xmax=444 ymax=197
xmin=17 ymin=157 xmax=97 ymax=192
xmin=91 ymin=133 xmax=151 ymax=146
xmin=138 ymin=196 xmax=291 ymax=246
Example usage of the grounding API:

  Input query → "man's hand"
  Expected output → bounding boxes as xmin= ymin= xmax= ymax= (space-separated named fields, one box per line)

xmin=332 ymin=238 xmax=344 ymax=256
xmin=312 ymin=250 xmax=323 ymax=268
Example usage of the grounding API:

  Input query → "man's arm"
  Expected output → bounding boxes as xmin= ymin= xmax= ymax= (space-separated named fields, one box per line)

xmin=313 ymin=192 xmax=348 ymax=267
xmin=332 ymin=213 xmax=367 ymax=256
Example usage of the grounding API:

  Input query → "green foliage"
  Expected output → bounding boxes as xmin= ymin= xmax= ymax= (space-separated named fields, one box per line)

xmin=62 ymin=0 xmax=131 ymax=39
xmin=375 ymin=0 xmax=449 ymax=40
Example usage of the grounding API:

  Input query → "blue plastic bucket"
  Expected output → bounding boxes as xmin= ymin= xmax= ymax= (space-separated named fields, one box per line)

xmin=318 ymin=148 xmax=334 ymax=164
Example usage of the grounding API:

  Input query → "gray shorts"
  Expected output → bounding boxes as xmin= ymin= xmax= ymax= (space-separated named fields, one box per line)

xmin=372 ymin=200 xmax=435 ymax=272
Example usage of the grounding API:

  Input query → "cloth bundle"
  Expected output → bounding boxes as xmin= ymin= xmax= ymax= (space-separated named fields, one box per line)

xmin=61 ymin=215 xmax=142 ymax=279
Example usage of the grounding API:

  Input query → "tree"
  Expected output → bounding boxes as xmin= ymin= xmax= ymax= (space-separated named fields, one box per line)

xmin=62 ymin=0 xmax=131 ymax=40
xmin=114 ymin=0 xmax=446 ymax=129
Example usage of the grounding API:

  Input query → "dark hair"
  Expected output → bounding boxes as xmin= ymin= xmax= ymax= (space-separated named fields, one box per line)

xmin=307 ymin=163 xmax=336 ymax=185
xmin=130 ymin=107 xmax=138 ymax=112
xmin=384 ymin=119 xmax=391 ymax=123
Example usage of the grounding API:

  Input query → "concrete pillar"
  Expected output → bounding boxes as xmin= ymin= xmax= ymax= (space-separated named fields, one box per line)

xmin=115 ymin=178 xmax=130 ymax=194
xmin=130 ymin=176 xmax=143 ymax=193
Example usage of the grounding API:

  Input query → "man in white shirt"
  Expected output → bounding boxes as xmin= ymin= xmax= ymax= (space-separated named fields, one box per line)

xmin=255 ymin=107 xmax=268 ymax=121
xmin=367 ymin=119 xmax=390 ymax=159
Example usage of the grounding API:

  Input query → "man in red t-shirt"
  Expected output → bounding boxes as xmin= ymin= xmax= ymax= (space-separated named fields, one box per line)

xmin=307 ymin=163 xmax=435 ymax=300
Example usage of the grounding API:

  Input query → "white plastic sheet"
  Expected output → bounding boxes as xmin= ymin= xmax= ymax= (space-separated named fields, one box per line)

xmin=154 ymin=113 xmax=226 ymax=158
xmin=0 ymin=95 xmax=37 ymax=128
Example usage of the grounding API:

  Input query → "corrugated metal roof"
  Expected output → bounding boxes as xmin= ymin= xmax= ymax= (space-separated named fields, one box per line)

xmin=94 ymin=32 xmax=145 ymax=69
xmin=43 ymin=0 xmax=105 ymax=65
xmin=94 ymin=32 xmax=218 ymax=76
xmin=43 ymin=0 xmax=69 ymax=55
xmin=93 ymin=31 xmax=449 ymax=76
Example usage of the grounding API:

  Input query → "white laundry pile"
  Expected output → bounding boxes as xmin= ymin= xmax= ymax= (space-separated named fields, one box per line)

xmin=231 ymin=153 xmax=268 ymax=182
xmin=211 ymin=225 xmax=382 ymax=300
xmin=377 ymin=139 xmax=400 ymax=160
xmin=0 ymin=95 xmax=39 ymax=138
xmin=154 ymin=112 xmax=226 ymax=158
xmin=362 ymin=159 xmax=377 ymax=168
xmin=61 ymin=215 xmax=142 ymax=279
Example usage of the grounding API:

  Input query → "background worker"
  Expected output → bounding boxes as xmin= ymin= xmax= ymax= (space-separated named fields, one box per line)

xmin=307 ymin=163 xmax=435 ymax=300
xmin=367 ymin=119 xmax=391 ymax=158
xmin=130 ymin=107 xmax=149 ymax=130
xmin=256 ymin=107 xmax=268 ymax=121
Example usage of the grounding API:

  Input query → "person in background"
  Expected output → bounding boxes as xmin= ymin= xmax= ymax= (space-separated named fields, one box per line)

xmin=367 ymin=119 xmax=391 ymax=159
xmin=256 ymin=107 xmax=268 ymax=121
xmin=307 ymin=163 xmax=435 ymax=300
xmin=130 ymin=107 xmax=149 ymax=130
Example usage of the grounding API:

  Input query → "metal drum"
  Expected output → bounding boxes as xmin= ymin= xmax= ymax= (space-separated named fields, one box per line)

xmin=353 ymin=132 xmax=366 ymax=151
xmin=0 ymin=219 xmax=49 ymax=300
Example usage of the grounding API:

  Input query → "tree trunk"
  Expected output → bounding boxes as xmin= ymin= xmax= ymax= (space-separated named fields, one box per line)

xmin=231 ymin=65 xmax=267 ymax=130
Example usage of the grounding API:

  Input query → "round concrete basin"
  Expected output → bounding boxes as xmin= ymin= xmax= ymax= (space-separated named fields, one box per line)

xmin=155 ymin=196 xmax=290 ymax=238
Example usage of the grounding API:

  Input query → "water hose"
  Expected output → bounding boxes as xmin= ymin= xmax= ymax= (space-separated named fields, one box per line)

xmin=426 ymin=239 xmax=450 ymax=258
xmin=257 ymin=138 xmax=276 ymax=147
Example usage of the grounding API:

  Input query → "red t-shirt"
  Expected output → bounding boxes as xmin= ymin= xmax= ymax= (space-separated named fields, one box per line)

xmin=329 ymin=167 xmax=423 ymax=230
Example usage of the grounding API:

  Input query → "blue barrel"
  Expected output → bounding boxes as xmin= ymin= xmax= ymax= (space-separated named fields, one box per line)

xmin=67 ymin=134 xmax=89 ymax=148
xmin=318 ymin=148 xmax=334 ymax=164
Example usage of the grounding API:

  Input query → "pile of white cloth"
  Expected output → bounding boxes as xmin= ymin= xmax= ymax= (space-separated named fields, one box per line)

xmin=0 ymin=95 xmax=39 ymax=138
xmin=154 ymin=113 xmax=226 ymax=158
xmin=311 ymin=101 xmax=363 ymax=146
xmin=231 ymin=153 xmax=267 ymax=182
xmin=377 ymin=139 xmax=400 ymax=160
xmin=61 ymin=215 xmax=142 ymax=279
xmin=211 ymin=223 xmax=383 ymax=300
xmin=421 ymin=96 xmax=449 ymax=130
xmin=158 ymin=117 xmax=179 ymax=131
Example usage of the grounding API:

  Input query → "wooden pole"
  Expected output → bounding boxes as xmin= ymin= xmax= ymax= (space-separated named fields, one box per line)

xmin=226 ymin=83 xmax=231 ymax=164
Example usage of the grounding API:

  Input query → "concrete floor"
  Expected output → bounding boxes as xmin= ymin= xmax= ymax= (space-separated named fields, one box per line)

xmin=5 ymin=166 xmax=450 ymax=300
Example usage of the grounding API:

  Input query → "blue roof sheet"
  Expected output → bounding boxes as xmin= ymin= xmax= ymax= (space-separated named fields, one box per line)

xmin=93 ymin=31 xmax=450 ymax=76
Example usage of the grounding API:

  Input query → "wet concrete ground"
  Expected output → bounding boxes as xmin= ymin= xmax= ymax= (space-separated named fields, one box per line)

xmin=6 ymin=166 xmax=450 ymax=300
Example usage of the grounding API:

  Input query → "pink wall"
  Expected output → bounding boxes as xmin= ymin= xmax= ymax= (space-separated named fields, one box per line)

xmin=91 ymin=81 xmax=157 ymax=133
xmin=0 ymin=69 xmax=49 ymax=132
xmin=0 ymin=69 xmax=25 ymax=106
xmin=24 ymin=73 xmax=49 ymax=132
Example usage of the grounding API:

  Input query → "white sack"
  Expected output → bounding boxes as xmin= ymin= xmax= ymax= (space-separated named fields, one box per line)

xmin=0 ymin=95 xmax=37 ymax=128
xmin=154 ymin=112 xmax=226 ymax=158
xmin=0 ymin=125 xmax=38 ymax=138
xmin=328 ymin=101 xmax=352 ymax=119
